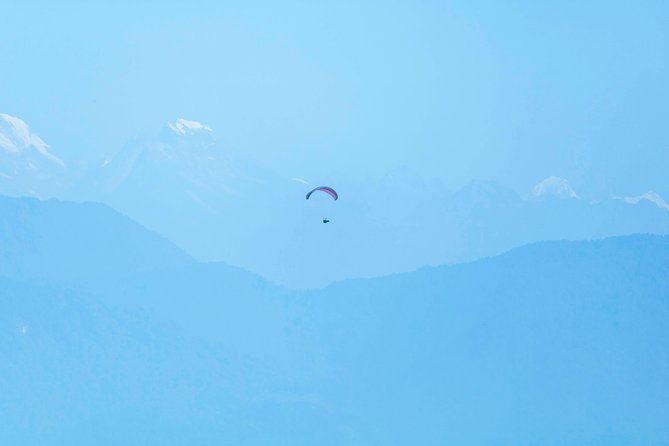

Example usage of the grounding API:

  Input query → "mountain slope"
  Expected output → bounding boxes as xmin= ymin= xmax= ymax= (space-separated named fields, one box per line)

xmin=77 ymin=119 xmax=294 ymax=276
xmin=0 ymin=195 xmax=300 ymax=367
xmin=301 ymin=234 xmax=669 ymax=444
xmin=0 ymin=195 xmax=193 ymax=285
xmin=0 ymin=277 xmax=346 ymax=446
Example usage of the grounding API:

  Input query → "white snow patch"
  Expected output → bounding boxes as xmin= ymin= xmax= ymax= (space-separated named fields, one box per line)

xmin=0 ymin=113 xmax=65 ymax=166
xmin=168 ymin=118 xmax=212 ymax=136
xmin=0 ymin=132 xmax=18 ymax=152
xmin=613 ymin=191 xmax=669 ymax=211
xmin=531 ymin=176 xmax=579 ymax=199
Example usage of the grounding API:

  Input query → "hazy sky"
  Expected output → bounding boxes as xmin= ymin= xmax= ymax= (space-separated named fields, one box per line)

xmin=2 ymin=0 xmax=668 ymax=197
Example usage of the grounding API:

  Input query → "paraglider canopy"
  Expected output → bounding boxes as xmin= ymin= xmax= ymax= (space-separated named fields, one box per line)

xmin=306 ymin=186 xmax=338 ymax=200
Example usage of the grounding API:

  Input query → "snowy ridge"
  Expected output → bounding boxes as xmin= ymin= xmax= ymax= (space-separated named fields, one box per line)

xmin=0 ymin=113 xmax=64 ymax=166
xmin=614 ymin=191 xmax=669 ymax=211
xmin=530 ymin=176 xmax=578 ymax=200
xmin=167 ymin=118 xmax=212 ymax=136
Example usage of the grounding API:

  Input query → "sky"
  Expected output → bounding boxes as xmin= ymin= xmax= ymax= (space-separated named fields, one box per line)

xmin=1 ymin=0 xmax=668 ymax=198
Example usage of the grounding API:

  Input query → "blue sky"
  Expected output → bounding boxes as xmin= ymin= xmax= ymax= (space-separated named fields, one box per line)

xmin=2 ymin=0 xmax=668 ymax=197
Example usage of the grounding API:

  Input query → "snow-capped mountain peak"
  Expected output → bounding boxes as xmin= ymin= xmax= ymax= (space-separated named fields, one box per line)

xmin=167 ymin=118 xmax=212 ymax=136
xmin=530 ymin=176 xmax=579 ymax=200
xmin=0 ymin=113 xmax=64 ymax=166
xmin=613 ymin=191 xmax=669 ymax=211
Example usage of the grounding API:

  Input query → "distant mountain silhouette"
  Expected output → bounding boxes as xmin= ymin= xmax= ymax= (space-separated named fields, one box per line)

xmin=1 ymin=196 xmax=667 ymax=444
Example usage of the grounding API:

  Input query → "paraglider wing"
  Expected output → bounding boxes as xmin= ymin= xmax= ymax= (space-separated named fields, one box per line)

xmin=306 ymin=186 xmax=338 ymax=200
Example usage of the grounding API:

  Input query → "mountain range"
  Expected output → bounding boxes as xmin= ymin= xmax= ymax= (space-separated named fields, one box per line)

xmin=0 ymin=195 xmax=668 ymax=444
xmin=2 ymin=112 xmax=669 ymax=288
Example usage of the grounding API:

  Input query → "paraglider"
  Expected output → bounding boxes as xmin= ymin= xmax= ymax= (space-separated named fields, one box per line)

xmin=305 ymin=186 xmax=338 ymax=223
xmin=305 ymin=186 xmax=338 ymax=201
